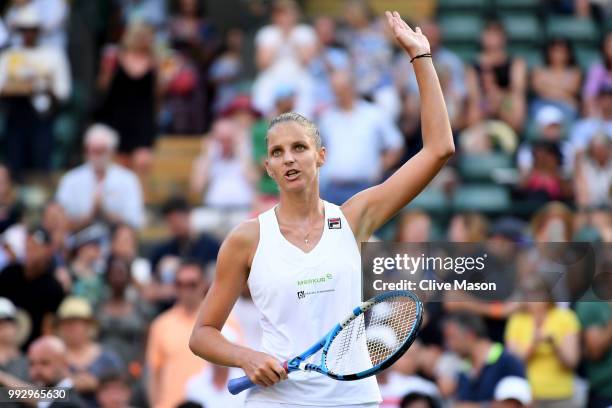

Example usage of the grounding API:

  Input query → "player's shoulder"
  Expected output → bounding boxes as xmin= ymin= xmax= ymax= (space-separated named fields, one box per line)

xmin=222 ymin=217 xmax=260 ymax=251
xmin=220 ymin=217 xmax=260 ymax=267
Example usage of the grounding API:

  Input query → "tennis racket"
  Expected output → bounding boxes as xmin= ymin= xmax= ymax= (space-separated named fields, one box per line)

xmin=228 ymin=290 xmax=423 ymax=395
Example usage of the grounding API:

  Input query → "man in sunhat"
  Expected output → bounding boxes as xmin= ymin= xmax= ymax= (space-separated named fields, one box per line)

xmin=0 ymin=226 xmax=65 ymax=348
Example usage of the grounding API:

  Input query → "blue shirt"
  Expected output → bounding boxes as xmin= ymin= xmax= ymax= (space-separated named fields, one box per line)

xmin=457 ymin=343 xmax=526 ymax=402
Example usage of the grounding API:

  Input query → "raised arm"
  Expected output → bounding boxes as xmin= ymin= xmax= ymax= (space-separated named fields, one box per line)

xmin=189 ymin=220 xmax=287 ymax=387
xmin=343 ymin=11 xmax=454 ymax=239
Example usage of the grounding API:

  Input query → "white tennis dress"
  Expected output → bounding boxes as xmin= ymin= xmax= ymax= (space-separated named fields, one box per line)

xmin=244 ymin=200 xmax=381 ymax=407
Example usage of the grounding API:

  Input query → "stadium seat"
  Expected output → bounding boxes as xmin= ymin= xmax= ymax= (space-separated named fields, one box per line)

xmin=439 ymin=15 xmax=484 ymax=45
xmin=405 ymin=187 xmax=450 ymax=215
xmin=458 ymin=153 xmax=514 ymax=182
xmin=508 ymin=44 xmax=543 ymax=69
xmin=546 ymin=16 xmax=599 ymax=46
xmin=52 ymin=113 xmax=79 ymax=169
xmin=576 ymin=46 xmax=602 ymax=72
xmin=452 ymin=185 xmax=512 ymax=213
xmin=446 ymin=44 xmax=479 ymax=64
xmin=495 ymin=0 xmax=540 ymax=12
xmin=437 ymin=0 xmax=490 ymax=12
xmin=146 ymin=137 xmax=202 ymax=205
xmin=502 ymin=15 xmax=542 ymax=46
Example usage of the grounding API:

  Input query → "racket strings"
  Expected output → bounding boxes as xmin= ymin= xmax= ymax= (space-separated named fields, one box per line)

xmin=366 ymin=298 xmax=417 ymax=366
xmin=325 ymin=296 xmax=418 ymax=376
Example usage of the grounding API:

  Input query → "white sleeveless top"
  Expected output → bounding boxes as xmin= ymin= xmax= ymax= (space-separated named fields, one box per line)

xmin=245 ymin=200 xmax=381 ymax=406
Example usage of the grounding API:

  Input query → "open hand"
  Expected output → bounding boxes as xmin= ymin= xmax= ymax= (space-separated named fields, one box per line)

xmin=385 ymin=11 xmax=431 ymax=59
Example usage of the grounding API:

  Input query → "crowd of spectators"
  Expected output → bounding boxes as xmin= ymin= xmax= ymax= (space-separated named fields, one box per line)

xmin=0 ymin=0 xmax=610 ymax=408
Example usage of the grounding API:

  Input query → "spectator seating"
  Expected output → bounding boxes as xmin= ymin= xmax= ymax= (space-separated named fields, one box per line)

xmin=502 ymin=14 xmax=541 ymax=47
xmin=406 ymin=187 xmax=450 ymax=216
xmin=494 ymin=0 xmax=539 ymax=13
xmin=146 ymin=137 xmax=202 ymax=206
xmin=458 ymin=153 xmax=514 ymax=183
xmin=546 ymin=16 xmax=599 ymax=47
xmin=439 ymin=14 xmax=484 ymax=46
xmin=437 ymin=0 xmax=489 ymax=13
xmin=453 ymin=184 xmax=512 ymax=213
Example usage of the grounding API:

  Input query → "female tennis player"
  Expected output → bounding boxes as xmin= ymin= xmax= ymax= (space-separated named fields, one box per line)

xmin=189 ymin=11 xmax=454 ymax=408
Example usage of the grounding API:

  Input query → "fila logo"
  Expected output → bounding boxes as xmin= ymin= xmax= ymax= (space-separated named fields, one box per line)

xmin=327 ymin=218 xmax=341 ymax=229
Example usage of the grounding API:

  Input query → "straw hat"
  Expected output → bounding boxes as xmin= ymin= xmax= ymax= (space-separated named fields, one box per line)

xmin=0 ymin=297 xmax=32 ymax=347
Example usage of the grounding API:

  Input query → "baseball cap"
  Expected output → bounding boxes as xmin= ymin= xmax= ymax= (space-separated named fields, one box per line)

xmin=494 ymin=376 xmax=532 ymax=406
xmin=0 ymin=297 xmax=17 ymax=320
xmin=220 ymin=95 xmax=261 ymax=119
xmin=535 ymin=105 xmax=564 ymax=128
xmin=70 ymin=224 xmax=106 ymax=250
xmin=490 ymin=217 xmax=526 ymax=243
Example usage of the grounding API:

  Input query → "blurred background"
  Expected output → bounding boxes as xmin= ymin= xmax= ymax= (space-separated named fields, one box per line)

xmin=0 ymin=0 xmax=610 ymax=407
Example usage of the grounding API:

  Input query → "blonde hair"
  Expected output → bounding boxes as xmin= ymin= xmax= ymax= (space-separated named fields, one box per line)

xmin=458 ymin=213 xmax=489 ymax=242
xmin=531 ymin=201 xmax=574 ymax=241
xmin=268 ymin=112 xmax=322 ymax=149
xmin=121 ymin=22 xmax=155 ymax=55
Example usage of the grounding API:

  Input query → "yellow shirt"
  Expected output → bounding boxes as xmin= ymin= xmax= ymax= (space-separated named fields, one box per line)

xmin=505 ymin=308 xmax=580 ymax=400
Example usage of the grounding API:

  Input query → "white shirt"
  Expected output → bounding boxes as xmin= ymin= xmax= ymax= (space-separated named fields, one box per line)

xmin=580 ymin=157 xmax=612 ymax=207
xmin=204 ymin=143 xmax=254 ymax=208
xmin=246 ymin=201 xmax=381 ymax=405
xmin=252 ymin=24 xmax=317 ymax=118
xmin=37 ymin=378 xmax=73 ymax=408
xmin=255 ymin=24 xmax=316 ymax=67
xmin=319 ymin=100 xmax=403 ymax=182
xmin=185 ymin=367 xmax=246 ymax=408
xmin=56 ymin=163 xmax=145 ymax=229
xmin=0 ymin=45 xmax=71 ymax=100
xmin=569 ymin=117 xmax=612 ymax=152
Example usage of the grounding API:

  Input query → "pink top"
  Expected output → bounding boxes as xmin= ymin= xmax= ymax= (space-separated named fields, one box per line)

xmin=583 ymin=63 xmax=612 ymax=99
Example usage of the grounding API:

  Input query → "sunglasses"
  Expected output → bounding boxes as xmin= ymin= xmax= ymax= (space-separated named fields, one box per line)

xmin=175 ymin=280 xmax=200 ymax=289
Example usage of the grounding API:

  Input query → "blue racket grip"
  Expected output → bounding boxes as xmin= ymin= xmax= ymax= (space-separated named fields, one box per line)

xmin=228 ymin=375 xmax=256 ymax=395
xmin=228 ymin=361 xmax=290 ymax=395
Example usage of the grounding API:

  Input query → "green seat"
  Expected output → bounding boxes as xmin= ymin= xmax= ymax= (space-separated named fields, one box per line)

xmin=495 ymin=0 xmax=539 ymax=12
xmin=508 ymin=44 xmax=543 ymax=68
xmin=502 ymin=15 xmax=542 ymax=46
xmin=575 ymin=47 xmax=602 ymax=72
xmin=406 ymin=188 xmax=450 ymax=214
xmin=447 ymin=44 xmax=479 ymax=64
xmin=440 ymin=15 xmax=484 ymax=45
xmin=546 ymin=17 xmax=599 ymax=46
xmin=459 ymin=153 xmax=514 ymax=182
xmin=452 ymin=185 xmax=511 ymax=213
xmin=438 ymin=0 xmax=490 ymax=11
xmin=52 ymin=113 xmax=79 ymax=169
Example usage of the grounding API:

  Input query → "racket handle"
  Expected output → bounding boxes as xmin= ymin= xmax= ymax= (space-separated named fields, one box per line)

xmin=227 ymin=375 xmax=256 ymax=395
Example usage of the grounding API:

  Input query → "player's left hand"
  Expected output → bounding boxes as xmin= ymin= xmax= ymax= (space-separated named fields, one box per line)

xmin=385 ymin=11 xmax=431 ymax=59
